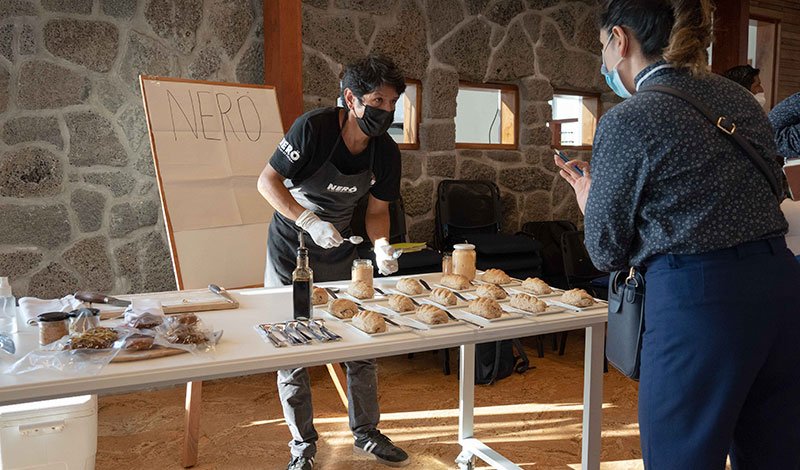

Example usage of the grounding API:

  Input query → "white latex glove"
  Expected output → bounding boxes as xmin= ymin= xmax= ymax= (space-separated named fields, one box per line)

xmin=295 ymin=210 xmax=343 ymax=249
xmin=374 ymin=238 xmax=399 ymax=276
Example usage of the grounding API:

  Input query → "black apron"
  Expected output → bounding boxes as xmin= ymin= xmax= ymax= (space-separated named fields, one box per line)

xmin=265 ymin=113 xmax=375 ymax=287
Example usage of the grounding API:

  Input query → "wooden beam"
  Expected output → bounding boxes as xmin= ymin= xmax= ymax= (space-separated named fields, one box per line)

xmin=264 ymin=0 xmax=303 ymax=133
xmin=712 ymin=0 xmax=750 ymax=74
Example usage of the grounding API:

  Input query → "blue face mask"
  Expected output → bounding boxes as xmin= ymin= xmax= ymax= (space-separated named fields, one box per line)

xmin=601 ymin=40 xmax=631 ymax=99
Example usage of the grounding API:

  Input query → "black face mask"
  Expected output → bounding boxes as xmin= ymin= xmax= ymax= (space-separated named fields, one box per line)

xmin=354 ymin=101 xmax=394 ymax=137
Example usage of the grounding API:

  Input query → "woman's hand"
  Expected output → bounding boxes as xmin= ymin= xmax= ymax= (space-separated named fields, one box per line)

xmin=554 ymin=154 xmax=592 ymax=214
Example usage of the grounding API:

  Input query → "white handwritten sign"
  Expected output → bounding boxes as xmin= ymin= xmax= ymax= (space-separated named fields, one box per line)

xmin=141 ymin=76 xmax=282 ymax=289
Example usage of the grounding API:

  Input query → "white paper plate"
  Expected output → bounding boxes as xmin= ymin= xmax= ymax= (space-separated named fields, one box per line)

xmin=314 ymin=308 xmax=354 ymax=322
xmin=418 ymin=296 xmax=467 ymax=310
xmin=545 ymin=299 xmax=607 ymax=312
xmin=460 ymin=291 xmax=511 ymax=303
xmin=400 ymin=312 xmax=462 ymax=329
xmin=368 ymin=300 xmax=416 ymax=316
xmin=451 ymin=308 xmax=522 ymax=325
xmin=509 ymin=286 xmax=564 ymax=298
xmin=501 ymin=303 xmax=566 ymax=316
xmin=344 ymin=321 xmax=407 ymax=337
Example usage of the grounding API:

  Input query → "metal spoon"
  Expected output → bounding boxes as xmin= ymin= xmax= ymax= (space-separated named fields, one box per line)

xmin=345 ymin=236 xmax=364 ymax=244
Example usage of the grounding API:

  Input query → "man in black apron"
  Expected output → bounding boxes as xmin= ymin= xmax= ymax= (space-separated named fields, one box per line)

xmin=257 ymin=56 xmax=408 ymax=470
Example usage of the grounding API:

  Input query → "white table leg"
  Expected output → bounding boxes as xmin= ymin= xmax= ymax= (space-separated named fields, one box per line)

xmin=456 ymin=343 xmax=476 ymax=469
xmin=582 ymin=324 xmax=605 ymax=470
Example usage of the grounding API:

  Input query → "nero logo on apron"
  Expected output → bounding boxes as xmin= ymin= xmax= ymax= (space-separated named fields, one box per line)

xmin=327 ymin=183 xmax=358 ymax=193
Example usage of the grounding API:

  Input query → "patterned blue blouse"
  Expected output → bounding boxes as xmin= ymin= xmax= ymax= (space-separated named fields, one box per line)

xmin=584 ymin=61 xmax=787 ymax=271
xmin=769 ymin=92 xmax=800 ymax=158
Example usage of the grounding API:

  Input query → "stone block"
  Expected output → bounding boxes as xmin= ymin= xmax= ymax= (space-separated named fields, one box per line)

xmin=426 ymin=152 xmax=456 ymax=178
xmin=0 ymin=25 xmax=12 ymax=61
xmin=0 ymin=1 xmax=36 ymax=17
xmin=486 ymin=21 xmax=536 ymax=81
xmin=520 ymin=125 xmax=552 ymax=146
xmin=0 ymin=66 xmax=8 ymax=113
xmin=370 ymin=1 xmax=429 ymax=79
xmin=145 ymin=0 xmax=202 ymax=54
xmin=333 ymin=0 xmax=397 ymax=14
xmin=93 ymin=78 xmax=128 ymax=114
xmin=236 ymin=39 xmax=264 ymax=85
xmin=70 ymin=189 xmax=106 ymax=232
xmin=0 ymin=250 xmax=42 ymax=278
xmin=63 ymin=236 xmax=114 ymax=292
xmin=522 ymin=145 xmax=550 ymax=165
xmin=573 ymin=10 xmax=599 ymax=53
xmin=549 ymin=4 xmax=581 ymax=39
xmin=525 ymin=0 xmax=561 ymax=10
xmin=102 ymin=0 xmax=136 ymax=18
xmin=303 ymin=8 xmax=363 ymax=65
xmin=2 ymin=116 xmax=63 ymax=148
xmin=84 ymin=171 xmax=135 ymax=196
xmin=209 ymin=0 xmax=255 ymax=57
xmin=113 ymin=240 xmax=142 ymax=293
xmin=140 ymin=232 xmax=177 ymax=291
xmin=357 ymin=16 xmax=375 ymax=46
xmin=485 ymin=0 xmax=526 ymax=27
xmin=44 ymin=19 xmax=119 ymax=72
xmin=520 ymin=11 xmax=542 ymax=40
xmin=21 ymin=24 xmax=36 ymax=54
xmin=135 ymin=147 xmax=156 ymax=176
xmin=18 ymin=60 xmax=89 ymax=109
xmin=41 ymin=0 xmax=91 ymax=14
xmin=109 ymin=200 xmax=161 ymax=238
xmin=0 ymin=204 xmax=71 ymax=249
xmin=498 ymin=165 xmax=552 ymax=191
xmin=189 ymin=46 xmax=223 ymax=80
xmin=408 ymin=217 xmax=435 ymax=244
xmin=302 ymin=0 xmax=328 ymax=8
xmin=0 ymin=147 xmax=63 ymax=197
xmin=401 ymin=151 xmax=423 ymax=181
xmin=66 ymin=111 xmax=128 ymax=167
xmin=458 ymin=149 xmax=483 ymax=159
xmin=303 ymin=52 xmax=339 ymax=98
xmin=521 ymin=190 xmax=551 ymax=222
xmin=520 ymin=76 xmax=554 ymax=101
xmin=458 ymin=159 xmax=496 ymax=181
xmin=117 ymin=104 xmax=149 ymax=153
xmin=120 ymin=32 xmax=175 ymax=92
xmin=423 ymin=68 xmax=458 ymax=119
xmin=401 ymin=179 xmax=433 ymax=217
xmin=520 ymin=101 xmax=551 ymax=126
xmin=27 ymin=263 xmax=80 ymax=300
xmin=434 ymin=18 xmax=492 ymax=82
xmin=500 ymin=190 xmax=519 ymax=233
xmin=485 ymin=150 xmax=521 ymax=163
xmin=420 ymin=121 xmax=455 ymax=152
xmin=425 ymin=0 xmax=464 ymax=44
xmin=536 ymin=42 xmax=601 ymax=90
xmin=464 ymin=0 xmax=490 ymax=15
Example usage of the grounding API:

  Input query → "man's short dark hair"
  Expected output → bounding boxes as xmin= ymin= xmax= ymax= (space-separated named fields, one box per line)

xmin=340 ymin=55 xmax=406 ymax=104
xmin=723 ymin=65 xmax=761 ymax=90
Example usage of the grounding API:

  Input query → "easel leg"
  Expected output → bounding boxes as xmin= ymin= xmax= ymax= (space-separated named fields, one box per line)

xmin=326 ymin=363 xmax=349 ymax=410
xmin=182 ymin=381 xmax=203 ymax=468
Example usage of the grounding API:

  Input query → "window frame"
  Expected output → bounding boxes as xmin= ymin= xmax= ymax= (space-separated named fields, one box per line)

xmin=396 ymin=78 xmax=422 ymax=150
xmin=550 ymin=89 xmax=603 ymax=151
xmin=454 ymin=81 xmax=519 ymax=150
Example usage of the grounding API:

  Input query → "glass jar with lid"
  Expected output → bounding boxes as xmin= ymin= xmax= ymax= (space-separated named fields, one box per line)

xmin=441 ymin=252 xmax=453 ymax=275
xmin=452 ymin=244 xmax=476 ymax=280
xmin=352 ymin=259 xmax=374 ymax=288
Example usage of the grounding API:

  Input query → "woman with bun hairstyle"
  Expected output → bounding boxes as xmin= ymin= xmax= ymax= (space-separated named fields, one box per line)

xmin=555 ymin=1 xmax=800 ymax=468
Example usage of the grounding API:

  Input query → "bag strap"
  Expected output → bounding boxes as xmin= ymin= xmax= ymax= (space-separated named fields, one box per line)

xmin=511 ymin=338 xmax=530 ymax=373
xmin=640 ymin=85 xmax=782 ymax=201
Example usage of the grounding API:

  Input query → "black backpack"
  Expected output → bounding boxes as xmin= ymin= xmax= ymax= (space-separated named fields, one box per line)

xmin=475 ymin=339 xmax=530 ymax=385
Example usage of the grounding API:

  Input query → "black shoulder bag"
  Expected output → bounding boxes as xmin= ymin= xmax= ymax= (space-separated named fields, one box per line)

xmin=606 ymin=84 xmax=782 ymax=380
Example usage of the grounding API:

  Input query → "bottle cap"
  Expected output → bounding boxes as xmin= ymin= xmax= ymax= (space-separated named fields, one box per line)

xmin=0 ymin=277 xmax=11 ymax=297
xmin=453 ymin=243 xmax=475 ymax=251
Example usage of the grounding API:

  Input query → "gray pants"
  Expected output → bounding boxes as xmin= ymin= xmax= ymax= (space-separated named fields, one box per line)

xmin=277 ymin=360 xmax=380 ymax=458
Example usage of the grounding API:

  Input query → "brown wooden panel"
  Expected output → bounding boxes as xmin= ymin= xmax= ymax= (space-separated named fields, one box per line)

xmin=712 ymin=0 xmax=749 ymax=73
xmin=264 ymin=0 xmax=303 ymax=133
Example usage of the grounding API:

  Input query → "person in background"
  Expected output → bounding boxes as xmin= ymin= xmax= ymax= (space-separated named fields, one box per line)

xmin=555 ymin=0 xmax=800 ymax=468
xmin=722 ymin=64 xmax=766 ymax=106
xmin=257 ymin=55 xmax=408 ymax=470
xmin=769 ymin=92 xmax=800 ymax=160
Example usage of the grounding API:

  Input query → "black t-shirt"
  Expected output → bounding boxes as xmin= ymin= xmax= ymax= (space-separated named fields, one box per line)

xmin=269 ymin=107 xmax=401 ymax=201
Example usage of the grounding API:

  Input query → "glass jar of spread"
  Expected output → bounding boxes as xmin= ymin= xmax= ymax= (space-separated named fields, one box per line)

xmin=352 ymin=259 xmax=374 ymax=288
xmin=69 ymin=307 xmax=101 ymax=334
xmin=452 ymin=244 xmax=477 ymax=280
xmin=37 ymin=311 xmax=70 ymax=345
xmin=441 ymin=252 xmax=453 ymax=275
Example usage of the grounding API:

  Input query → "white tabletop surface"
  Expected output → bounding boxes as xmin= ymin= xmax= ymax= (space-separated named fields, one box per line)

xmin=0 ymin=274 xmax=607 ymax=406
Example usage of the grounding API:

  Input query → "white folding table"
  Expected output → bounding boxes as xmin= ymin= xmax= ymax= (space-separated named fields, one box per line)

xmin=0 ymin=277 xmax=607 ymax=469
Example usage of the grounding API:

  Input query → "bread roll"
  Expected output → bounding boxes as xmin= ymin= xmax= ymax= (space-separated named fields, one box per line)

xmin=312 ymin=287 xmax=329 ymax=306
xmin=387 ymin=294 xmax=415 ymax=312
xmin=352 ymin=310 xmax=387 ymax=334
xmin=395 ymin=278 xmax=424 ymax=295
xmin=481 ymin=268 xmax=511 ymax=285
xmin=509 ymin=293 xmax=547 ymax=313
xmin=415 ymin=304 xmax=449 ymax=325
xmin=561 ymin=288 xmax=595 ymax=307
xmin=440 ymin=273 xmax=471 ymax=290
xmin=348 ymin=280 xmax=374 ymax=300
xmin=328 ymin=298 xmax=359 ymax=319
xmin=467 ymin=297 xmax=503 ymax=319
xmin=476 ymin=283 xmax=507 ymax=300
xmin=430 ymin=288 xmax=457 ymax=306
xmin=521 ymin=277 xmax=553 ymax=295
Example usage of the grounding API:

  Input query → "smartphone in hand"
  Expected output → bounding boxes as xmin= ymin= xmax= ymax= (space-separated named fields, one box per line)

xmin=554 ymin=149 xmax=584 ymax=177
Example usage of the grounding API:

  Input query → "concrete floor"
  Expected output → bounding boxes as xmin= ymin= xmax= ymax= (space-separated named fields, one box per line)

xmin=96 ymin=332 xmax=644 ymax=469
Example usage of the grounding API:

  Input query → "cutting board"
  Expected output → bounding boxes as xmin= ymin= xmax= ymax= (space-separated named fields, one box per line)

xmin=95 ymin=288 xmax=238 ymax=320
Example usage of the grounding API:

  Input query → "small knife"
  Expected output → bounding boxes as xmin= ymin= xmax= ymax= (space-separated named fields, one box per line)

xmin=418 ymin=279 xmax=432 ymax=291
xmin=0 ymin=333 xmax=15 ymax=355
xmin=208 ymin=284 xmax=237 ymax=304
xmin=74 ymin=291 xmax=131 ymax=307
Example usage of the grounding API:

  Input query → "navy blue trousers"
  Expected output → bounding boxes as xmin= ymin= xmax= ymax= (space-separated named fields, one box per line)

xmin=641 ymin=237 xmax=800 ymax=469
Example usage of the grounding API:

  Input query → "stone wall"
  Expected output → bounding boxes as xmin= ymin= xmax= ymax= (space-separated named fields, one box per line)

xmin=0 ymin=0 xmax=264 ymax=298
xmin=301 ymin=0 xmax=615 ymax=243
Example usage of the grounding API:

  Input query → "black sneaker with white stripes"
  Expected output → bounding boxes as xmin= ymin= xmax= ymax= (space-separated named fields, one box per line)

xmin=287 ymin=455 xmax=314 ymax=470
xmin=353 ymin=430 xmax=409 ymax=467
